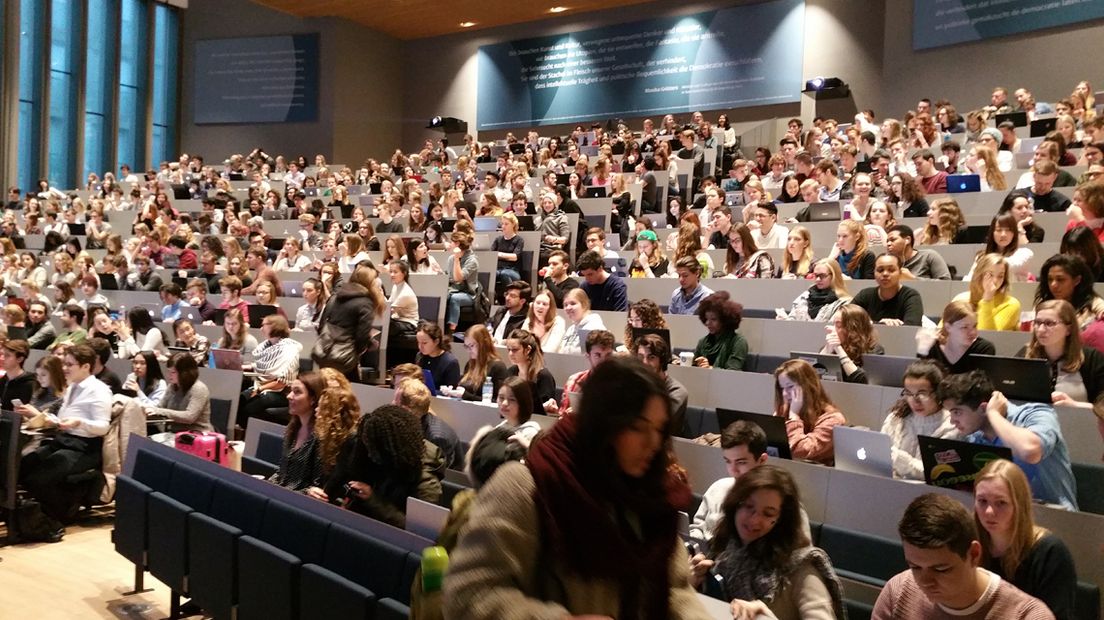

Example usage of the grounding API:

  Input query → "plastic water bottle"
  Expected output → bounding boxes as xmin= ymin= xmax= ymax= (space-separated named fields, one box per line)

xmin=481 ymin=377 xmax=493 ymax=403
xmin=421 ymin=546 xmax=449 ymax=593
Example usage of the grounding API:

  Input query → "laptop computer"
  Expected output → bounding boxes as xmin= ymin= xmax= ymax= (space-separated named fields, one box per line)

xmin=833 ymin=426 xmax=894 ymax=478
xmin=555 ymin=173 xmax=571 ymax=187
xmin=630 ymin=327 xmax=672 ymax=352
xmin=515 ymin=215 xmax=535 ymax=232
xmin=603 ymin=257 xmax=628 ymax=277
xmin=245 ymin=304 xmax=279 ymax=329
xmin=405 ymin=497 xmax=450 ymax=540
xmin=805 ymin=202 xmax=841 ymax=222
xmin=946 ymin=174 xmax=981 ymax=193
xmin=473 ymin=217 xmax=499 ymax=233
xmin=995 ymin=111 xmax=1028 ymax=128
xmin=210 ymin=348 xmax=244 ymax=371
xmin=67 ymin=223 xmax=87 ymax=236
xmin=725 ymin=191 xmax=747 ymax=207
xmin=790 ymin=351 xmax=843 ymax=381
xmin=956 ymin=225 xmax=990 ymax=244
xmin=584 ymin=186 xmax=607 ymax=199
xmin=862 ymin=354 xmax=917 ymax=388
xmin=715 ymin=409 xmax=792 ymax=459
xmin=1029 ymin=117 xmax=1058 ymax=138
xmin=421 ymin=368 xmax=439 ymax=396
xmin=177 ymin=306 xmax=203 ymax=323
xmin=919 ymin=435 xmax=1013 ymax=491
xmin=968 ymin=354 xmax=1051 ymax=403
xmin=6 ymin=326 xmax=28 ymax=341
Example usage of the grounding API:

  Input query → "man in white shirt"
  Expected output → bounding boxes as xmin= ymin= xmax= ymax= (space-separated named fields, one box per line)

xmin=751 ymin=203 xmax=788 ymax=249
xmin=17 ymin=343 xmax=113 ymax=535
xmin=688 ymin=421 xmax=769 ymax=553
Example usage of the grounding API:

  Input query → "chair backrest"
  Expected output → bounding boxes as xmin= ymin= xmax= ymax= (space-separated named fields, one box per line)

xmin=210 ymin=399 xmax=232 ymax=435
xmin=256 ymin=431 xmax=286 ymax=466
xmin=1073 ymin=462 xmax=1104 ymax=516
xmin=0 ymin=411 xmax=21 ymax=510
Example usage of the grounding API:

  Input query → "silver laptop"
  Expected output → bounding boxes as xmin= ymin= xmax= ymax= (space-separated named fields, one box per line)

xmin=833 ymin=426 xmax=893 ymax=478
xmin=405 ymin=497 xmax=450 ymax=540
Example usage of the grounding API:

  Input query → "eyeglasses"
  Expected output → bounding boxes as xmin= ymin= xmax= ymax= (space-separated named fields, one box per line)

xmin=812 ymin=272 xmax=831 ymax=280
xmin=1032 ymin=318 xmax=1066 ymax=329
xmin=901 ymin=390 xmax=933 ymax=401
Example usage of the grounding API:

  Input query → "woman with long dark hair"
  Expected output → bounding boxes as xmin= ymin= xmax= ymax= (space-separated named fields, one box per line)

xmin=146 ymin=353 xmax=212 ymax=433
xmin=444 ymin=356 xmax=708 ymax=619
xmin=323 ymin=404 xmax=443 ymax=527
xmin=690 ymin=465 xmax=845 ymax=619
xmin=273 ymin=371 xmax=360 ymax=493
xmin=122 ymin=351 xmax=167 ymax=407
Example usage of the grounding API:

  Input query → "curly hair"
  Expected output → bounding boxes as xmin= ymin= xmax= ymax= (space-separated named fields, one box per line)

xmin=315 ymin=385 xmax=361 ymax=473
xmin=696 ymin=291 xmax=743 ymax=332
xmin=624 ymin=299 xmax=668 ymax=348
xmin=832 ymin=304 xmax=879 ymax=363
xmin=355 ymin=404 xmax=424 ymax=475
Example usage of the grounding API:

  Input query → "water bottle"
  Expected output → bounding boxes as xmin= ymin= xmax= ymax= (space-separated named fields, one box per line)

xmin=481 ymin=377 xmax=493 ymax=403
xmin=421 ymin=546 xmax=449 ymax=593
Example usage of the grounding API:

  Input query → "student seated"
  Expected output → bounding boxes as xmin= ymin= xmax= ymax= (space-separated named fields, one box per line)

xmin=122 ymin=352 xmax=167 ymax=407
xmin=689 ymin=421 xmax=770 ymax=553
xmin=850 ymin=253 xmax=924 ymax=326
xmin=504 ymin=329 xmax=557 ymax=416
xmin=1017 ymin=299 xmax=1104 ymax=418
xmin=974 ymin=459 xmax=1077 ymax=620
xmin=15 ymin=344 xmax=112 ymax=539
xmin=881 ymin=360 xmax=958 ymax=480
xmin=634 ymin=334 xmax=688 ymax=437
xmin=323 ymin=404 xmax=444 ymax=528
xmin=777 ymin=259 xmax=851 ymax=322
xmin=143 ymin=353 xmax=213 ymax=433
xmin=554 ymin=329 xmax=615 ymax=416
xmin=443 ymin=324 xmax=509 ymax=402
xmin=239 ymin=315 xmax=302 ymax=428
xmin=917 ymin=301 xmax=996 ymax=374
xmin=938 ymin=370 xmax=1078 ymax=511
xmin=415 ymin=322 xmax=461 ymax=391
xmin=874 ymin=493 xmax=1055 ymax=619
xmin=774 ymin=359 xmax=846 ymax=465
xmin=272 ymin=371 xmax=359 ymax=493
xmin=690 ymin=465 xmax=846 ymax=620
xmin=0 ymin=339 xmax=36 ymax=410
xmin=692 ymin=291 xmax=749 ymax=371
xmin=397 ymin=378 xmax=463 ymax=470
xmin=493 ymin=377 xmax=541 ymax=443
xmin=820 ymin=305 xmax=884 ymax=383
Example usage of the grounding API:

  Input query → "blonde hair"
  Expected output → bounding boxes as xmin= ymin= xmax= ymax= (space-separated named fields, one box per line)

xmin=783 ymin=226 xmax=814 ymax=276
xmin=967 ymin=254 xmax=1010 ymax=306
xmin=975 ymin=459 xmax=1047 ymax=579
xmin=1024 ymin=299 xmax=1083 ymax=373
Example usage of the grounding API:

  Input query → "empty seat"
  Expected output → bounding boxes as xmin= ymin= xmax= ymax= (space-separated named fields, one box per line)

xmin=376 ymin=597 xmax=412 ymax=620
xmin=187 ymin=480 xmax=270 ymax=620
xmin=300 ymin=563 xmax=377 ymax=620
xmin=320 ymin=523 xmax=418 ymax=605
xmin=147 ymin=465 xmax=216 ymax=595
xmin=1072 ymin=462 xmax=1104 ymax=516
xmin=817 ymin=524 xmax=906 ymax=587
xmin=112 ymin=475 xmax=152 ymax=569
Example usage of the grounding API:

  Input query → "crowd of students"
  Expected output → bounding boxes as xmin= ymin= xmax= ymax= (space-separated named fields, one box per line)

xmin=5 ymin=80 xmax=1103 ymax=618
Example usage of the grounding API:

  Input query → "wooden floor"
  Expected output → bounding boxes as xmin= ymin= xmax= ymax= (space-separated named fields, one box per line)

xmin=0 ymin=516 xmax=184 ymax=620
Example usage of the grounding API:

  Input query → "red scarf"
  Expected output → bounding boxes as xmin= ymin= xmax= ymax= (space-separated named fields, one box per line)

xmin=527 ymin=415 xmax=689 ymax=619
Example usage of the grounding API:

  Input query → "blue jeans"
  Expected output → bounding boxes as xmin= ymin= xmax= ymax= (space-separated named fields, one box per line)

xmin=446 ymin=291 xmax=474 ymax=327
xmin=496 ymin=267 xmax=521 ymax=290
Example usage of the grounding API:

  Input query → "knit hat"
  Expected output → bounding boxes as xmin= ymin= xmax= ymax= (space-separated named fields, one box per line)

xmin=979 ymin=127 xmax=1002 ymax=143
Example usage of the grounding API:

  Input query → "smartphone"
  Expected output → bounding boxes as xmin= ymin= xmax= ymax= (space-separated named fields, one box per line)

xmin=12 ymin=399 xmax=24 ymax=408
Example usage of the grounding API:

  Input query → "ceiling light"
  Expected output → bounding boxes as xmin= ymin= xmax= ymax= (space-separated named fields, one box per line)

xmin=549 ymin=6 xmax=568 ymax=13
xmin=459 ymin=21 xmax=476 ymax=27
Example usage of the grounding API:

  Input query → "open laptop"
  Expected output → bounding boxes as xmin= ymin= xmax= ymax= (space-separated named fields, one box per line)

xmin=968 ymin=354 xmax=1051 ymax=403
xmin=995 ymin=111 xmax=1028 ymax=128
xmin=805 ymin=202 xmax=841 ymax=222
xmin=946 ymin=174 xmax=981 ymax=193
xmin=725 ymin=191 xmax=747 ymax=207
xmin=177 ymin=306 xmax=203 ymax=323
xmin=630 ymin=327 xmax=671 ymax=352
xmin=862 ymin=354 xmax=917 ymax=388
xmin=473 ymin=217 xmax=499 ymax=233
xmin=405 ymin=497 xmax=450 ymax=540
xmin=833 ymin=426 xmax=894 ymax=478
xmin=515 ymin=215 xmax=535 ymax=232
xmin=1030 ymin=117 xmax=1058 ymax=138
xmin=421 ymin=368 xmax=439 ymax=397
xmin=790 ymin=351 xmax=843 ymax=381
xmin=584 ymin=186 xmax=607 ymax=199
xmin=245 ymin=304 xmax=279 ymax=329
xmin=956 ymin=225 xmax=990 ymax=244
xmin=210 ymin=349 xmax=244 ymax=371
xmin=919 ymin=435 xmax=1013 ymax=491
xmin=715 ymin=409 xmax=792 ymax=459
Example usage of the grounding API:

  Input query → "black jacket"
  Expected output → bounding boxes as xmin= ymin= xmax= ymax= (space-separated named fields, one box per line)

xmin=318 ymin=282 xmax=378 ymax=366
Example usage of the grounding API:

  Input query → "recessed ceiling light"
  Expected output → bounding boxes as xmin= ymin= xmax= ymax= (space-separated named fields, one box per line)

xmin=459 ymin=21 xmax=476 ymax=27
xmin=549 ymin=6 xmax=568 ymax=13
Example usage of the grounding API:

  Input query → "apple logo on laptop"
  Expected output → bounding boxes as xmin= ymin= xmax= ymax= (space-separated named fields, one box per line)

xmin=857 ymin=447 xmax=867 ymax=461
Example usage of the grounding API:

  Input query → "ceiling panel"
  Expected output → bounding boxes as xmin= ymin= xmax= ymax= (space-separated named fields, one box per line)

xmin=250 ymin=0 xmax=659 ymax=40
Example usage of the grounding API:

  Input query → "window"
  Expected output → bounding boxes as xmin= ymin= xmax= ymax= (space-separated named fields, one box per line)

xmin=84 ymin=0 xmax=118 ymax=181
xmin=48 ymin=0 xmax=82 ymax=188
xmin=17 ymin=0 xmax=46 ymax=192
xmin=151 ymin=3 xmax=179 ymax=167
xmin=117 ymin=0 xmax=149 ymax=174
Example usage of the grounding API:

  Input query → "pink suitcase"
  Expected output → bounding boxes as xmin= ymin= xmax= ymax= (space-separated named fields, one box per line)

xmin=175 ymin=431 xmax=230 ymax=465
